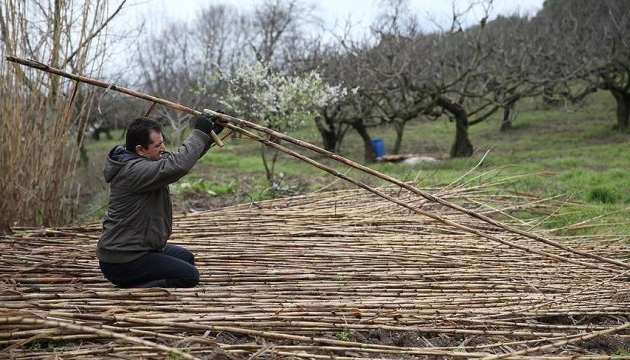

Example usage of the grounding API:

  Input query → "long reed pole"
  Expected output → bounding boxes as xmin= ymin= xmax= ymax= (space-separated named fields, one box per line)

xmin=5 ymin=56 xmax=224 ymax=145
xmin=6 ymin=55 xmax=629 ymax=272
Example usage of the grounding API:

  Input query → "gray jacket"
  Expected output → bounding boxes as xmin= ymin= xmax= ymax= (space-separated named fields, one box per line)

xmin=96 ymin=129 xmax=211 ymax=263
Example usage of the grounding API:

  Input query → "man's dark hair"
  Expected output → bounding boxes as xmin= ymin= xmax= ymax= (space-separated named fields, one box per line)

xmin=125 ymin=117 xmax=163 ymax=152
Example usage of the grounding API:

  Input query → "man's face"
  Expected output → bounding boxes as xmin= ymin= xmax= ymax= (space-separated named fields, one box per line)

xmin=136 ymin=130 xmax=166 ymax=161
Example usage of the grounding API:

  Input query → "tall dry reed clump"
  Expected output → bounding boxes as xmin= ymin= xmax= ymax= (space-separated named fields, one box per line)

xmin=0 ymin=1 xmax=120 ymax=233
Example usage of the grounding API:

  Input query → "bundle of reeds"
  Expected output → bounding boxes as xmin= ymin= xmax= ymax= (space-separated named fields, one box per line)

xmin=2 ymin=186 xmax=630 ymax=359
xmin=0 ymin=3 xmax=123 ymax=232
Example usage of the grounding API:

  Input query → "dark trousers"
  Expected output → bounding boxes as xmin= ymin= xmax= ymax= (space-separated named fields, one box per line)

xmin=99 ymin=244 xmax=200 ymax=288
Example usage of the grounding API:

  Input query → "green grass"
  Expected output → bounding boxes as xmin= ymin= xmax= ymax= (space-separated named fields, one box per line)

xmin=81 ymin=91 xmax=630 ymax=235
xmin=198 ymin=146 xmax=266 ymax=174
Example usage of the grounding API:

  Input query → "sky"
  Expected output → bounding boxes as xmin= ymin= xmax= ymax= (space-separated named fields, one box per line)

xmin=120 ymin=0 xmax=545 ymax=36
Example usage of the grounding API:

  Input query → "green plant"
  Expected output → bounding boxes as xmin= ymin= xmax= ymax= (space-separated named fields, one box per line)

xmin=28 ymin=341 xmax=42 ymax=351
xmin=587 ymin=186 xmax=619 ymax=204
xmin=171 ymin=177 xmax=237 ymax=196
xmin=336 ymin=328 xmax=351 ymax=341
xmin=27 ymin=340 xmax=67 ymax=353
xmin=166 ymin=348 xmax=191 ymax=360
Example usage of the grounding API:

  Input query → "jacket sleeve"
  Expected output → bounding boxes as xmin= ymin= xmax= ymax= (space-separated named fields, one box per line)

xmin=123 ymin=129 xmax=211 ymax=193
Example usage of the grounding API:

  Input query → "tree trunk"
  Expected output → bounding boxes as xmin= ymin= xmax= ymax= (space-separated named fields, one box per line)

xmin=261 ymin=144 xmax=273 ymax=184
xmin=437 ymin=96 xmax=474 ymax=158
xmin=320 ymin=129 xmax=337 ymax=152
xmin=393 ymin=121 xmax=404 ymax=154
xmin=261 ymin=137 xmax=281 ymax=186
xmin=450 ymin=113 xmax=474 ymax=158
xmin=334 ymin=124 xmax=350 ymax=153
xmin=500 ymin=104 xmax=513 ymax=131
xmin=542 ymin=84 xmax=559 ymax=108
xmin=351 ymin=121 xmax=376 ymax=163
xmin=611 ymin=89 xmax=630 ymax=131
xmin=315 ymin=116 xmax=338 ymax=152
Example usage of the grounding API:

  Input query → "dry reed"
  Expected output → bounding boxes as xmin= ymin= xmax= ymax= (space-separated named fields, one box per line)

xmin=2 ymin=187 xmax=630 ymax=359
xmin=1 ymin=2 xmax=121 ymax=232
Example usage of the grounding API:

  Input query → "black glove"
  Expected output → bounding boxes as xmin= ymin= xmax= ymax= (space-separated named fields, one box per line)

xmin=212 ymin=109 xmax=227 ymax=135
xmin=194 ymin=112 xmax=224 ymax=136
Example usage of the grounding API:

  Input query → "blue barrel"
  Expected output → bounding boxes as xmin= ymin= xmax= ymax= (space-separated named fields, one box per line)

xmin=371 ymin=138 xmax=386 ymax=158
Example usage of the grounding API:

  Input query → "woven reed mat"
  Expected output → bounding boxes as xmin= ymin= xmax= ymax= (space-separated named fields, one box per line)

xmin=2 ymin=187 xmax=630 ymax=359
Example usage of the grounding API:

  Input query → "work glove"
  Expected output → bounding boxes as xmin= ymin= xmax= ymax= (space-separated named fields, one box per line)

xmin=194 ymin=111 xmax=225 ymax=136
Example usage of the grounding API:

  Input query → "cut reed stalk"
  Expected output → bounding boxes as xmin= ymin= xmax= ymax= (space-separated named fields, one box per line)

xmin=2 ymin=190 xmax=630 ymax=358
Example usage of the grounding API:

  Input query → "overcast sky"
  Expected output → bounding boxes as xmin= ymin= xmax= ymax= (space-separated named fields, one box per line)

xmin=106 ymin=0 xmax=544 ymax=77
xmin=120 ymin=0 xmax=544 ymax=36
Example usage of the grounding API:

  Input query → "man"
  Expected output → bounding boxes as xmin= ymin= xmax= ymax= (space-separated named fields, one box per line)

xmin=96 ymin=113 xmax=224 ymax=288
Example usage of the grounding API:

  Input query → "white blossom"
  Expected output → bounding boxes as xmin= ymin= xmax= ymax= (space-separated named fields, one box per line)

xmin=218 ymin=62 xmax=347 ymax=133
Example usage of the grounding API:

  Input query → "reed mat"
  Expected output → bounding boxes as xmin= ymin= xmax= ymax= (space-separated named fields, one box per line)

xmin=2 ymin=187 xmax=630 ymax=359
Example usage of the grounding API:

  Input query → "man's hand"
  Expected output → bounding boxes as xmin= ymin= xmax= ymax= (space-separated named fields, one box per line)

xmin=194 ymin=112 xmax=224 ymax=136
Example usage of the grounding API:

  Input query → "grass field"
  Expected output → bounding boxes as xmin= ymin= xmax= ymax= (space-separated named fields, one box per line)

xmin=82 ymin=92 xmax=630 ymax=236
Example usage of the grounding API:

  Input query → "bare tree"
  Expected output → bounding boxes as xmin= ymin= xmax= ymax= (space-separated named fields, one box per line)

xmin=536 ymin=0 xmax=630 ymax=130
xmin=135 ymin=21 xmax=203 ymax=142
xmin=310 ymin=39 xmax=374 ymax=160
xmin=132 ymin=0 xmax=318 ymax=140
xmin=131 ymin=3 xmax=245 ymax=144
xmin=312 ymin=0 xmax=438 ymax=162
xmin=472 ymin=15 xmax=546 ymax=131
xmin=412 ymin=1 xmax=551 ymax=157
xmin=366 ymin=0 xmax=437 ymax=155
xmin=316 ymin=0 xmax=521 ymax=160
xmin=314 ymin=41 xmax=384 ymax=162
xmin=245 ymin=0 xmax=315 ymax=67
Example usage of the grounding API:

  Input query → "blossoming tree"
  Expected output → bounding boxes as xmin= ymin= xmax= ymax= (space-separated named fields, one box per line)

xmin=219 ymin=62 xmax=347 ymax=189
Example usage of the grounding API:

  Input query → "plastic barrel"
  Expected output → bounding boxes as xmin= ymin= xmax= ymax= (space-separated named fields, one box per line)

xmin=371 ymin=138 xmax=386 ymax=158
